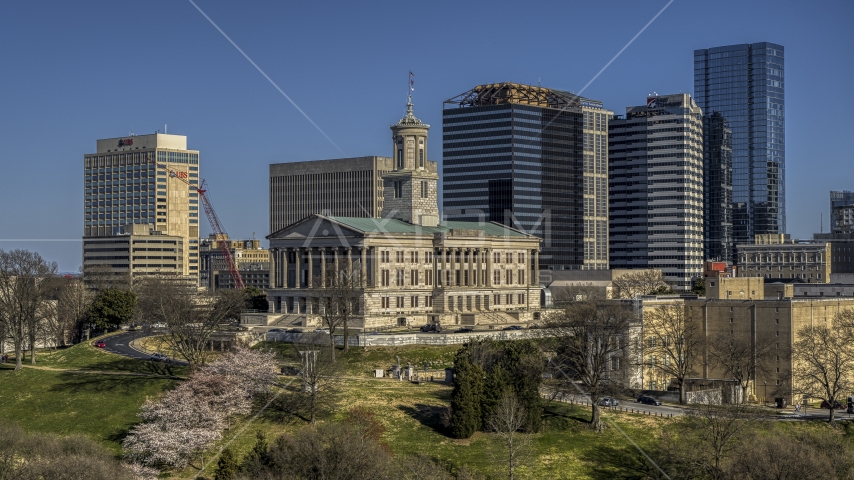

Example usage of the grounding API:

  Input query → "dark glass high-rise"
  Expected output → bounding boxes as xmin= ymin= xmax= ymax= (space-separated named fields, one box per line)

xmin=694 ymin=42 xmax=785 ymax=257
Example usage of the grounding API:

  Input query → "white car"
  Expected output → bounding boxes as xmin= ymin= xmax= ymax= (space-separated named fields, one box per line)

xmin=314 ymin=328 xmax=330 ymax=334
xmin=150 ymin=352 xmax=169 ymax=362
xmin=151 ymin=323 xmax=167 ymax=329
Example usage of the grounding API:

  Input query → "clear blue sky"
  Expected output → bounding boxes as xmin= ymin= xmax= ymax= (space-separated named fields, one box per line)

xmin=0 ymin=0 xmax=851 ymax=272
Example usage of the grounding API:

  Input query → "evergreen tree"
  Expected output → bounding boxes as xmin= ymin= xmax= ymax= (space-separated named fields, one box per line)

xmin=241 ymin=430 xmax=270 ymax=474
xmin=88 ymin=288 xmax=137 ymax=330
xmin=215 ymin=447 xmax=238 ymax=480
xmin=449 ymin=352 xmax=484 ymax=439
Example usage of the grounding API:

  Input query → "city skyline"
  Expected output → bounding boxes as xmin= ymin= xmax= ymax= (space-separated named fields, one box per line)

xmin=0 ymin=0 xmax=851 ymax=272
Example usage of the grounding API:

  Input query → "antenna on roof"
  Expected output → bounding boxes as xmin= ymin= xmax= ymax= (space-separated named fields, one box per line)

xmin=164 ymin=124 xmax=167 ymax=134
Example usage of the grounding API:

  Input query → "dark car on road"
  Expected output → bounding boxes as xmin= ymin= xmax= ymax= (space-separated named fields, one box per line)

xmin=637 ymin=395 xmax=662 ymax=406
xmin=420 ymin=324 xmax=442 ymax=333
xmin=453 ymin=327 xmax=474 ymax=333
xmin=821 ymin=400 xmax=845 ymax=409
xmin=502 ymin=325 xmax=523 ymax=331
xmin=94 ymin=340 xmax=106 ymax=348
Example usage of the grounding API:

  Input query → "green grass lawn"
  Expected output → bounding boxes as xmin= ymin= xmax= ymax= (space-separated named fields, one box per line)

xmin=0 ymin=338 xmax=182 ymax=455
xmin=8 ymin=338 xmax=841 ymax=479
xmin=0 ymin=364 xmax=176 ymax=455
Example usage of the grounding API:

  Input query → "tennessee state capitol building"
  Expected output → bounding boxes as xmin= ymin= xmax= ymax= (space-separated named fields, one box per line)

xmin=264 ymin=99 xmax=543 ymax=329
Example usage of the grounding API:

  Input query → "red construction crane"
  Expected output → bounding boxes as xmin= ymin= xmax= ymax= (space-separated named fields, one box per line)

xmin=146 ymin=156 xmax=245 ymax=289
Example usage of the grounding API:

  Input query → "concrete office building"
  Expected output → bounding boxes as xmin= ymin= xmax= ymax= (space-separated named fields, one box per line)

xmin=694 ymin=43 xmax=786 ymax=247
xmin=635 ymin=278 xmax=854 ymax=405
xmin=199 ymin=235 xmax=270 ymax=291
xmin=83 ymin=133 xmax=201 ymax=278
xmin=442 ymin=83 xmax=611 ymax=271
xmin=609 ymin=94 xmax=705 ymax=290
xmin=830 ymin=191 xmax=854 ymax=234
xmin=260 ymin=99 xmax=543 ymax=329
xmin=269 ymin=156 xmax=397 ymax=234
xmin=82 ymin=223 xmax=185 ymax=282
xmin=736 ymin=234 xmax=830 ymax=283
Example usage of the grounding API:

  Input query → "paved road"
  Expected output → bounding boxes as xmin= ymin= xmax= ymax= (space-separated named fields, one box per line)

xmin=101 ymin=330 xmax=187 ymax=365
xmin=551 ymin=392 xmax=685 ymax=417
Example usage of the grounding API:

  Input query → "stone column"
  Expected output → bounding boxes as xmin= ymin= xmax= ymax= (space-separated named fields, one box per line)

xmin=474 ymin=249 xmax=481 ymax=287
xmin=372 ymin=246 xmax=379 ymax=288
xmin=533 ymin=250 xmax=539 ymax=286
xmin=485 ymin=248 xmax=492 ymax=287
xmin=449 ymin=248 xmax=456 ymax=287
xmin=320 ymin=249 xmax=326 ymax=288
xmin=269 ymin=248 xmax=277 ymax=289
xmin=333 ymin=247 xmax=340 ymax=281
xmin=286 ymin=248 xmax=291 ymax=288
xmin=467 ymin=249 xmax=474 ymax=287
xmin=294 ymin=248 xmax=301 ymax=288
xmin=307 ymin=248 xmax=313 ymax=288
xmin=347 ymin=248 xmax=353 ymax=276
xmin=361 ymin=246 xmax=367 ymax=287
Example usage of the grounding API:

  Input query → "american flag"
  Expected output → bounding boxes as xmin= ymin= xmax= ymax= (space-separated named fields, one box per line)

xmin=409 ymin=71 xmax=414 ymax=91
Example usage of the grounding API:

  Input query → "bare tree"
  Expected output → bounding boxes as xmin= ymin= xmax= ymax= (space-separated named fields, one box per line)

xmin=135 ymin=275 xmax=243 ymax=371
xmin=791 ymin=311 xmax=854 ymax=423
xmin=652 ymin=401 xmax=761 ymax=479
xmin=0 ymin=249 xmax=57 ymax=369
xmin=275 ymin=343 xmax=341 ymax=424
xmin=643 ymin=303 xmax=704 ymax=403
xmin=612 ymin=270 xmax=669 ymax=299
xmin=315 ymin=263 xmax=362 ymax=361
xmin=486 ymin=391 xmax=532 ymax=480
xmin=42 ymin=277 xmax=92 ymax=348
xmin=548 ymin=299 xmax=636 ymax=430
xmin=706 ymin=331 xmax=775 ymax=404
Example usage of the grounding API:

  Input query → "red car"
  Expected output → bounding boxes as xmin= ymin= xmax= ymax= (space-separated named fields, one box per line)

xmin=94 ymin=340 xmax=106 ymax=348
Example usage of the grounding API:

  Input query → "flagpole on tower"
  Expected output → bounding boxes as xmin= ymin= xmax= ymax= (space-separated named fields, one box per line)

xmin=408 ymin=70 xmax=414 ymax=106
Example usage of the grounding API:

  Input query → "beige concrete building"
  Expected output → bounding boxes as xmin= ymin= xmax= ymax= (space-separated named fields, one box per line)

xmin=269 ymin=156 xmax=400 ymax=234
xmin=635 ymin=277 xmax=854 ymax=404
xmin=199 ymin=235 xmax=270 ymax=291
xmin=260 ymin=100 xmax=542 ymax=329
xmin=82 ymin=223 xmax=185 ymax=282
xmin=83 ymin=133 xmax=200 ymax=278
xmin=737 ymin=234 xmax=830 ymax=283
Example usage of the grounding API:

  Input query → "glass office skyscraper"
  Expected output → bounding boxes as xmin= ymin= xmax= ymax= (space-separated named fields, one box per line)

xmin=694 ymin=42 xmax=785 ymax=257
xmin=443 ymin=83 xmax=611 ymax=271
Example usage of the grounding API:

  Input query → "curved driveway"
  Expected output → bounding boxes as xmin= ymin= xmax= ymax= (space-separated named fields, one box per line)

xmin=101 ymin=330 xmax=187 ymax=365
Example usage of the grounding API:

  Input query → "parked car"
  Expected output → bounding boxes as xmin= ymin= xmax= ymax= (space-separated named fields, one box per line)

xmin=129 ymin=324 xmax=142 ymax=331
xmin=821 ymin=400 xmax=845 ymax=409
xmin=314 ymin=328 xmax=330 ymax=334
xmin=420 ymin=324 xmax=442 ymax=333
xmin=151 ymin=323 xmax=166 ymax=329
xmin=637 ymin=395 xmax=662 ymax=406
xmin=599 ymin=397 xmax=619 ymax=407
xmin=503 ymin=325 xmax=523 ymax=331
xmin=94 ymin=340 xmax=106 ymax=348
xmin=150 ymin=352 xmax=169 ymax=362
xmin=453 ymin=327 xmax=474 ymax=334
xmin=268 ymin=328 xmax=284 ymax=333
xmin=287 ymin=328 xmax=302 ymax=333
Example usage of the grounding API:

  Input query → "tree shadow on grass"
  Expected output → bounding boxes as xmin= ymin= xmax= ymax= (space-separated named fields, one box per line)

xmin=542 ymin=402 xmax=594 ymax=430
xmin=578 ymin=442 xmax=665 ymax=480
xmin=397 ymin=403 xmax=449 ymax=437
xmin=48 ymin=371 xmax=176 ymax=397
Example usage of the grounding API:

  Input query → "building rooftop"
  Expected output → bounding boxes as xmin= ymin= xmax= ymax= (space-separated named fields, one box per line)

xmin=444 ymin=82 xmax=602 ymax=109
xmin=327 ymin=216 xmax=534 ymax=238
xmin=268 ymin=215 xmax=537 ymax=239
